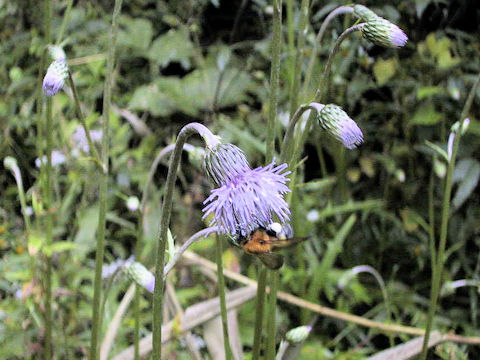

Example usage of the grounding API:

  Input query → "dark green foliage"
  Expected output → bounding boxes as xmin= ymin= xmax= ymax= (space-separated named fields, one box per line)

xmin=1 ymin=0 xmax=480 ymax=358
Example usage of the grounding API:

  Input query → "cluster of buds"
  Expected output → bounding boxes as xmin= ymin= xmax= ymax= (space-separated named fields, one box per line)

xmin=353 ymin=4 xmax=408 ymax=48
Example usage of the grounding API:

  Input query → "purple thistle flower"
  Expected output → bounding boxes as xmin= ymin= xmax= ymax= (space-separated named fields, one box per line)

xmin=203 ymin=160 xmax=291 ymax=237
xmin=42 ymin=59 xmax=68 ymax=97
xmin=317 ymin=104 xmax=364 ymax=149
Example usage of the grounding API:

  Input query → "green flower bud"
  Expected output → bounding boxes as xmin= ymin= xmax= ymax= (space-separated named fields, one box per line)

xmin=285 ymin=325 xmax=312 ymax=344
xmin=361 ymin=17 xmax=408 ymax=48
xmin=317 ymin=104 xmax=364 ymax=149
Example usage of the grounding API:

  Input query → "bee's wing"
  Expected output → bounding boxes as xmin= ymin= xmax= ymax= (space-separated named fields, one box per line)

xmin=257 ymin=253 xmax=284 ymax=270
xmin=270 ymin=236 xmax=310 ymax=250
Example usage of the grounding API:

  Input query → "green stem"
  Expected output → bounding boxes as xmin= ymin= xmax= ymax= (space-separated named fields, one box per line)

xmin=420 ymin=73 xmax=480 ymax=359
xmin=152 ymin=123 xmax=214 ymax=360
xmin=303 ymin=6 xmax=353 ymax=96
xmin=252 ymin=267 xmax=268 ymax=359
xmin=215 ymin=235 xmax=233 ymax=360
xmin=288 ymin=0 xmax=310 ymax=116
xmin=56 ymin=0 xmax=73 ymax=45
xmin=286 ymin=0 xmax=294 ymax=94
xmin=44 ymin=98 xmax=53 ymax=360
xmin=266 ymin=270 xmax=279 ymax=359
xmin=43 ymin=0 xmax=53 ymax=358
xmin=89 ymin=1 xmax=123 ymax=359
xmin=266 ymin=0 xmax=282 ymax=163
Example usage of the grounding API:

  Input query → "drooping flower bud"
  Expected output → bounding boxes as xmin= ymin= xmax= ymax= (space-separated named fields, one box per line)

xmin=361 ymin=17 xmax=408 ymax=48
xmin=316 ymin=104 xmax=364 ymax=149
xmin=42 ymin=59 xmax=69 ymax=96
xmin=353 ymin=5 xmax=378 ymax=22
xmin=124 ymin=261 xmax=155 ymax=293
xmin=285 ymin=325 xmax=312 ymax=344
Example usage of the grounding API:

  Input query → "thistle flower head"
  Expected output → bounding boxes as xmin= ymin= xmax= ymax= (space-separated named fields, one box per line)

xmin=361 ymin=17 xmax=408 ymax=48
xmin=42 ymin=59 xmax=68 ymax=96
xmin=353 ymin=5 xmax=378 ymax=22
xmin=317 ymin=104 xmax=364 ymax=149
xmin=203 ymin=161 xmax=291 ymax=236
xmin=204 ymin=143 xmax=251 ymax=187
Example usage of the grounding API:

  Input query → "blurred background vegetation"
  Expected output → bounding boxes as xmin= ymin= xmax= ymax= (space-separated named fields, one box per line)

xmin=1 ymin=0 xmax=480 ymax=358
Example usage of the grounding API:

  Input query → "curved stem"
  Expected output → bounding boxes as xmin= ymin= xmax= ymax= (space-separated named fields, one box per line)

xmin=351 ymin=265 xmax=393 ymax=346
xmin=290 ymin=24 xmax=364 ymax=170
xmin=152 ymin=122 xmax=214 ymax=360
xmin=303 ymin=6 xmax=353 ymax=95
xmin=163 ymin=227 xmax=218 ymax=277
xmin=420 ymin=73 xmax=480 ymax=359
xmin=89 ymin=1 xmax=123 ymax=359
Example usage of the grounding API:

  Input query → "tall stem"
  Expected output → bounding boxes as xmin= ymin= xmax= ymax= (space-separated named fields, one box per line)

xmin=288 ymin=0 xmax=310 ymax=116
xmin=265 ymin=270 xmax=279 ymax=359
xmin=89 ymin=1 xmax=123 ymax=359
xmin=252 ymin=267 xmax=267 ymax=359
xmin=266 ymin=0 xmax=282 ymax=162
xmin=215 ymin=235 xmax=233 ymax=359
xmin=303 ymin=6 xmax=353 ymax=95
xmin=420 ymin=73 xmax=480 ymax=359
xmin=262 ymin=1 xmax=282 ymax=358
xmin=43 ymin=0 xmax=53 ymax=358
xmin=152 ymin=123 xmax=213 ymax=359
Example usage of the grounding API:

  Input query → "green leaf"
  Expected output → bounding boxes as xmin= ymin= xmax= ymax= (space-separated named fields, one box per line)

xmin=452 ymin=158 xmax=480 ymax=209
xmin=409 ymin=103 xmax=443 ymax=126
xmin=73 ymin=205 xmax=99 ymax=261
xmin=118 ymin=17 xmax=153 ymax=52
xmin=416 ymin=86 xmax=443 ymax=100
xmin=148 ymin=29 xmax=193 ymax=69
xmin=373 ymin=58 xmax=397 ymax=86
xmin=43 ymin=241 xmax=79 ymax=256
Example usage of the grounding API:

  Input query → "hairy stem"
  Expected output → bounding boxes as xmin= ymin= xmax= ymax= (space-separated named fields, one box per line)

xmin=266 ymin=0 xmax=282 ymax=162
xmin=288 ymin=0 xmax=310 ymax=116
xmin=216 ymin=235 xmax=233 ymax=359
xmin=303 ymin=6 xmax=353 ymax=95
xmin=420 ymin=73 xmax=480 ymax=359
xmin=89 ymin=1 xmax=123 ymax=358
xmin=266 ymin=270 xmax=279 ymax=359
xmin=252 ymin=267 xmax=268 ymax=359
xmin=152 ymin=122 xmax=214 ymax=359
xmin=56 ymin=0 xmax=74 ymax=45
xmin=43 ymin=0 xmax=53 ymax=358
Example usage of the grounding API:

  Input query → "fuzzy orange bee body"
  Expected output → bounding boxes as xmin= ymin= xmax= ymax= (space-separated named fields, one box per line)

xmin=237 ymin=223 xmax=308 ymax=270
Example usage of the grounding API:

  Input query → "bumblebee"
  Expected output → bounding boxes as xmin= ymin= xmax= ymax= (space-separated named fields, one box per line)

xmin=236 ymin=223 xmax=308 ymax=270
